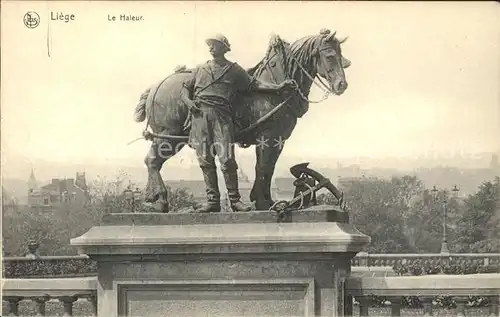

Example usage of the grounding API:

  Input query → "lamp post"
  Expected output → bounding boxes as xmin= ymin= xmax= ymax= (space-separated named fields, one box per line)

xmin=431 ymin=185 xmax=460 ymax=254
xmin=133 ymin=187 xmax=142 ymax=212
xmin=123 ymin=187 xmax=134 ymax=213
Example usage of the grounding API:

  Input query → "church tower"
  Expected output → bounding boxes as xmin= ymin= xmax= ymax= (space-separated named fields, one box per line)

xmin=28 ymin=168 xmax=37 ymax=192
xmin=75 ymin=172 xmax=88 ymax=190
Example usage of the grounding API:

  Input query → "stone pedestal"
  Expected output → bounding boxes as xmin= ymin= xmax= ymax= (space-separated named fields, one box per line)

xmin=71 ymin=206 xmax=370 ymax=317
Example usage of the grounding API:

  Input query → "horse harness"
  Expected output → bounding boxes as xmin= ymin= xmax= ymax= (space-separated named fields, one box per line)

xmin=260 ymin=35 xmax=333 ymax=104
xmin=193 ymin=62 xmax=236 ymax=99
xmin=139 ymin=33 xmax=335 ymax=143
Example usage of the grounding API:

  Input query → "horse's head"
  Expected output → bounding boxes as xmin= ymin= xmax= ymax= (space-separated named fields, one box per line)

xmin=312 ymin=29 xmax=351 ymax=95
xmin=250 ymin=30 xmax=351 ymax=98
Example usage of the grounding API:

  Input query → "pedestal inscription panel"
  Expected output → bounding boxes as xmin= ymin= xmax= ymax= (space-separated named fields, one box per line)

xmin=116 ymin=279 xmax=315 ymax=317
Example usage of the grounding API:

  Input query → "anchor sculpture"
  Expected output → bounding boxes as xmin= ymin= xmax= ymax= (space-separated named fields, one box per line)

xmin=270 ymin=162 xmax=347 ymax=220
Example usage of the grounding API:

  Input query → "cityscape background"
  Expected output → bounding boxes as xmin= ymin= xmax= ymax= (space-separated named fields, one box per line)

xmin=3 ymin=151 xmax=500 ymax=207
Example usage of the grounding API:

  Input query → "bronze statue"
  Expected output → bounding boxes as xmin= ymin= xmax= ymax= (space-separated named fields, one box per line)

xmin=181 ymin=34 xmax=296 ymax=213
xmin=134 ymin=29 xmax=351 ymax=212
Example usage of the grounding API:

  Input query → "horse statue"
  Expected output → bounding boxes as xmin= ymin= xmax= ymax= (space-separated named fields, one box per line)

xmin=133 ymin=28 xmax=351 ymax=212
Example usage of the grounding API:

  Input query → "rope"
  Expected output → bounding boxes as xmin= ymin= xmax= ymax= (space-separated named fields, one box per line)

xmin=235 ymin=95 xmax=293 ymax=138
xmin=126 ymin=72 xmax=187 ymax=146
xmin=304 ymin=182 xmax=315 ymax=203
xmin=269 ymin=200 xmax=289 ymax=213
xmin=126 ymin=137 xmax=145 ymax=146
xmin=297 ymin=192 xmax=304 ymax=209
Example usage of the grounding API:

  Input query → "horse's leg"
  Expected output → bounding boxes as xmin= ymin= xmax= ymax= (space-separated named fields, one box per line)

xmin=250 ymin=133 xmax=286 ymax=210
xmin=143 ymin=134 xmax=186 ymax=212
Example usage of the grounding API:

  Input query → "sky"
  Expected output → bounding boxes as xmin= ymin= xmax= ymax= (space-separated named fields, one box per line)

xmin=1 ymin=1 xmax=500 ymax=172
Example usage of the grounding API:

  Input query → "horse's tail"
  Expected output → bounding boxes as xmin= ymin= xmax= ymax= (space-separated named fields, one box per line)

xmin=133 ymin=87 xmax=151 ymax=122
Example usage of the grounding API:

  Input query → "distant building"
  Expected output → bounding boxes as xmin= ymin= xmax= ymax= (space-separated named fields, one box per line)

xmin=274 ymin=177 xmax=295 ymax=201
xmin=236 ymin=168 xmax=255 ymax=202
xmin=168 ymin=167 xmax=278 ymax=206
xmin=489 ymin=154 xmax=499 ymax=175
xmin=336 ymin=175 xmax=378 ymax=191
xmin=28 ymin=168 xmax=37 ymax=192
xmin=168 ymin=180 xmax=206 ymax=203
xmin=2 ymin=187 xmax=18 ymax=207
xmin=28 ymin=171 xmax=89 ymax=208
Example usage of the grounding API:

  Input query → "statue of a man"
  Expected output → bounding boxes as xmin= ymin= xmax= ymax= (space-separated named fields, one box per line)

xmin=181 ymin=34 xmax=295 ymax=213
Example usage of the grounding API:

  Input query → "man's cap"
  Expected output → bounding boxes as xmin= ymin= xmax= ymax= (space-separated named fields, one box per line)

xmin=205 ymin=34 xmax=231 ymax=51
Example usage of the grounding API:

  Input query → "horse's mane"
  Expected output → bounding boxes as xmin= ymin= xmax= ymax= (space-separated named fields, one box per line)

xmin=243 ymin=34 xmax=322 ymax=118
xmin=247 ymin=35 xmax=321 ymax=93
xmin=288 ymin=35 xmax=320 ymax=72
xmin=246 ymin=62 xmax=262 ymax=77
xmin=285 ymin=35 xmax=322 ymax=95
xmin=246 ymin=38 xmax=291 ymax=77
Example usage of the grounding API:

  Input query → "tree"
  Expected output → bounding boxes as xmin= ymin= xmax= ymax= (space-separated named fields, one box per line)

xmin=88 ymin=169 xmax=199 ymax=213
xmin=318 ymin=175 xmax=424 ymax=253
xmin=164 ymin=186 xmax=199 ymax=212
xmin=315 ymin=175 xmax=470 ymax=253
xmin=454 ymin=177 xmax=500 ymax=252
xmin=2 ymin=169 xmax=200 ymax=256
xmin=88 ymin=169 xmax=133 ymax=213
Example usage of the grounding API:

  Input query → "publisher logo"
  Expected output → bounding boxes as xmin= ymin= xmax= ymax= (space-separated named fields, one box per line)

xmin=24 ymin=11 xmax=40 ymax=29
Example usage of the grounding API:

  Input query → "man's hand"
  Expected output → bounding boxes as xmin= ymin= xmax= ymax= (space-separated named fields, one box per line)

xmin=279 ymin=80 xmax=298 ymax=92
xmin=187 ymin=100 xmax=201 ymax=114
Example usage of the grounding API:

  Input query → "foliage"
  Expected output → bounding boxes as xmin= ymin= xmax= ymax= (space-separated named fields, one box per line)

xmin=453 ymin=177 xmax=500 ymax=252
xmin=393 ymin=261 xmax=499 ymax=276
xmin=3 ymin=257 xmax=96 ymax=278
xmin=2 ymin=169 xmax=199 ymax=256
xmin=318 ymin=174 xmax=500 ymax=254
xmin=3 ymin=170 xmax=499 ymax=256
xmin=2 ymin=204 xmax=104 ymax=256
xmin=318 ymin=175 xmax=430 ymax=253
xmin=164 ymin=186 xmax=199 ymax=212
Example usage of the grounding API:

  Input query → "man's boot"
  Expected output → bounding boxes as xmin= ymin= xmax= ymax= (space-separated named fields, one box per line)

xmin=223 ymin=169 xmax=252 ymax=212
xmin=195 ymin=167 xmax=221 ymax=213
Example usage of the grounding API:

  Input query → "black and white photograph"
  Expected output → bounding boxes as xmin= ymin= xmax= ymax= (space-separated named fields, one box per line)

xmin=1 ymin=1 xmax=499 ymax=316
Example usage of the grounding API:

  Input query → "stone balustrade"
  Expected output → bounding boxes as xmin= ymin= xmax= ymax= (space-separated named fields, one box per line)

xmin=345 ymin=273 xmax=500 ymax=316
xmin=351 ymin=252 xmax=500 ymax=269
xmin=4 ymin=252 xmax=499 ymax=278
xmin=2 ymin=277 xmax=97 ymax=316
xmin=2 ymin=274 xmax=499 ymax=316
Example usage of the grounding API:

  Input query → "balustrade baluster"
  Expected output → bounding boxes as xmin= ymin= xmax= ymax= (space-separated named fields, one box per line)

xmin=422 ymin=296 xmax=434 ymax=316
xmin=32 ymin=296 xmax=50 ymax=316
xmin=344 ymin=293 xmax=353 ymax=317
xmin=358 ymin=296 xmax=371 ymax=317
xmin=455 ymin=297 xmax=468 ymax=317
xmin=59 ymin=296 xmax=77 ymax=316
xmin=388 ymin=297 xmax=401 ymax=317
xmin=85 ymin=294 xmax=98 ymax=316
xmin=358 ymin=252 xmax=369 ymax=267
xmin=4 ymin=296 xmax=23 ymax=316
xmin=488 ymin=295 xmax=499 ymax=317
